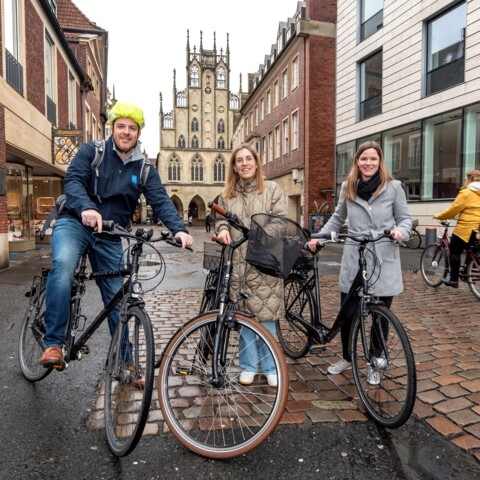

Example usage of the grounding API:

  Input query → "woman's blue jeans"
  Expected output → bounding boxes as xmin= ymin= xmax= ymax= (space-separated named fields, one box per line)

xmin=43 ymin=215 xmax=124 ymax=348
xmin=239 ymin=320 xmax=276 ymax=375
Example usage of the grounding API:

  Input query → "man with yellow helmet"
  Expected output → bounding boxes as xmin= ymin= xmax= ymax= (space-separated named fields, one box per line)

xmin=39 ymin=102 xmax=192 ymax=367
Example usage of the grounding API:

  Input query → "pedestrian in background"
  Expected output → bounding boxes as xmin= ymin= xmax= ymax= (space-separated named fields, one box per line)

xmin=205 ymin=212 xmax=212 ymax=233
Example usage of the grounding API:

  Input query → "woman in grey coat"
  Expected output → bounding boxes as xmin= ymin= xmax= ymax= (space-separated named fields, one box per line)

xmin=309 ymin=141 xmax=412 ymax=384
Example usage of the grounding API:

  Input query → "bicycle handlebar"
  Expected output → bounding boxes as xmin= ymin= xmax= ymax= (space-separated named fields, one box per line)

xmin=208 ymin=202 xmax=249 ymax=236
xmin=311 ymin=229 xmax=393 ymax=244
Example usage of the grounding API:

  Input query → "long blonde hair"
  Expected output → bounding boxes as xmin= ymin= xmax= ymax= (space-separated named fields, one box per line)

xmin=344 ymin=140 xmax=392 ymax=201
xmin=223 ymin=144 xmax=265 ymax=198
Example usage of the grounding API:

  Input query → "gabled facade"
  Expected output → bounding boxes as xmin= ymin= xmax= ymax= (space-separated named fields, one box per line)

xmin=158 ymin=31 xmax=241 ymax=224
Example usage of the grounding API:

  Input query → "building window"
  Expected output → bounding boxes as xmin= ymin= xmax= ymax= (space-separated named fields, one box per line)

xmin=261 ymin=98 xmax=265 ymax=121
xmin=255 ymin=105 xmax=259 ymax=126
xmin=426 ymin=2 xmax=466 ymax=96
xmin=390 ymin=140 xmax=401 ymax=172
xmin=336 ymin=142 xmax=355 ymax=195
xmin=45 ymin=34 xmax=56 ymax=124
xmin=267 ymin=90 xmax=271 ymax=115
xmin=191 ymin=135 xmax=199 ymax=148
xmin=360 ymin=0 xmax=383 ymax=42
xmin=68 ymin=73 xmax=76 ymax=128
xmin=274 ymin=80 xmax=279 ymax=108
xmin=168 ymin=155 xmax=181 ymax=181
xmin=409 ymin=134 xmax=421 ymax=170
xmin=189 ymin=65 xmax=199 ymax=87
xmin=4 ymin=0 xmax=23 ymax=94
xmin=292 ymin=57 xmax=299 ymax=90
xmin=213 ymin=155 xmax=226 ymax=182
xmin=191 ymin=117 xmax=199 ymax=132
xmin=283 ymin=118 xmax=289 ymax=154
xmin=191 ymin=155 xmax=204 ymax=181
xmin=282 ymin=69 xmax=288 ymax=99
xmin=217 ymin=119 xmax=225 ymax=133
xmin=292 ymin=111 xmax=299 ymax=150
xmin=217 ymin=137 xmax=225 ymax=149
xmin=275 ymin=125 xmax=280 ymax=159
xmin=359 ymin=50 xmax=382 ymax=121
xmin=268 ymin=132 xmax=273 ymax=162
xmin=262 ymin=136 xmax=267 ymax=165
xmin=178 ymin=135 xmax=186 ymax=148
xmin=217 ymin=66 xmax=226 ymax=88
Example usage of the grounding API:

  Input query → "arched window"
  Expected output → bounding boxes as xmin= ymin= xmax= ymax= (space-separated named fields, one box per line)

xmin=214 ymin=155 xmax=226 ymax=182
xmin=217 ymin=137 xmax=225 ymax=149
xmin=217 ymin=67 xmax=226 ymax=88
xmin=178 ymin=135 xmax=185 ymax=148
xmin=168 ymin=155 xmax=181 ymax=181
xmin=191 ymin=155 xmax=204 ymax=182
xmin=189 ymin=65 xmax=199 ymax=87
xmin=217 ymin=118 xmax=225 ymax=133
xmin=191 ymin=135 xmax=199 ymax=148
xmin=191 ymin=117 xmax=199 ymax=132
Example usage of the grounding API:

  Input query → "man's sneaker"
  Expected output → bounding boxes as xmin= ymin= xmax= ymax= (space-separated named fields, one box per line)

xmin=39 ymin=346 xmax=63 ymax=367
xmin=121 ymin=365 xmax=145 ymax=389
xmin=265 ymin=373 xmax=278 ymax=388
xmin=371 ymin=356 xmax=388 ymax=370
xmin=367 ymin=365 xmax=381 ymax=385
xmin=327 ymin=359 xmax=351 ymax=375
xmin=239 ymin=371 xmax=256 ymax=385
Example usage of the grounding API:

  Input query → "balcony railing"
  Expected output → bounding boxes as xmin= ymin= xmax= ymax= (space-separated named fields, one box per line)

xmin=5 ymin=49 xmax=24 ymax=95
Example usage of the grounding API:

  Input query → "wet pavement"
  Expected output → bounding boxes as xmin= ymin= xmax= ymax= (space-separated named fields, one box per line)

xmin=3 ymin=225 xmax=480 ymax=478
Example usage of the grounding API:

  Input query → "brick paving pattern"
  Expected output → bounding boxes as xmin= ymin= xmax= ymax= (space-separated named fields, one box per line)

xmin=60 ymin=227 xmax=479 ymax=463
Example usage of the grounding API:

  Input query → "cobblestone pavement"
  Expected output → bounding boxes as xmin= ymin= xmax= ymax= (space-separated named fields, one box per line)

xmin=14 ymin=226 xmax=480 ymax=463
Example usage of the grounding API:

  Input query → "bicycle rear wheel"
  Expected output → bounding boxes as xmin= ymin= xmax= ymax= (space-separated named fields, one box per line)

xmin=350 ymin=304 xmax=416 ymax=428
xmin=405 ymin=230 xmax=421 ymax=249
xmin=158 ymin=312 xmax=288 ymax=459
xmin=467 ymin=256 xmax=480 ymax=300
xmin=277 ymin=274 xmax=311 ymax=359
xmin=18 ymin=274 xmax=53 ymax=382
xmin=420 ymin=244 xmax=448 ymax=287
xmin=104 ymin=305 xmax=155 ymax=457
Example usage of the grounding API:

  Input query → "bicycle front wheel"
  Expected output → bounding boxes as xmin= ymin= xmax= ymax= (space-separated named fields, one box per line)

xmin=277 ymin=274 xmax=311 ymax=359
xmin=158 ymin=312 xmax=288 ymax=459
xmin=467 ymin=256 xmax=480 ymax=300
xmin=104 ymin=305 xmax=155 ymax=457
xmin=420 ymin=244 xmax=448 ymax=287
xmin=18 ymin=275 xmax=53 ymax=382
xmin=405 ymin=230 xmax=421 ymax=249
xmin=350 ymin=304 xmax=416 ymax=429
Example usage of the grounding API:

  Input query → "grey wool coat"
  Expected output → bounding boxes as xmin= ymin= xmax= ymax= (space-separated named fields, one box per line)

xmin=216 ymin=180 xmax=287 ymax=322
xmin=321 ymin=180 xmax=412 ymax=296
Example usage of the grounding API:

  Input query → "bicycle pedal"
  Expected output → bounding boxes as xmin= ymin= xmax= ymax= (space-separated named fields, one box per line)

xmin=52 ymin=361 xmax=67 ymax=371
xmin=309 ymin=344 xmax=325 ymax=354
xmin=79 ymin=345 xmax=90 ymax=354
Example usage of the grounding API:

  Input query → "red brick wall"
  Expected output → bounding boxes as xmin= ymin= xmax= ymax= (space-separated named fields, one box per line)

xmin=57 ymin=52 xmax=68 ymax=128
xmin=308 ymin=0 xmax=337 ymax=23
xmin=0 ymin=107 xmax=6 ymax=235
xmin=25 ymin=0 xmax=45 ymax=114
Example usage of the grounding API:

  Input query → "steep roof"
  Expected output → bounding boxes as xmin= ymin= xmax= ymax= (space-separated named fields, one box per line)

xmin=56 ymin=0 xmax=105 ymax=31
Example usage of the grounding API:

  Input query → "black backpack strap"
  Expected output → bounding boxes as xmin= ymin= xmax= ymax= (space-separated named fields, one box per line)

xmin=91 ymin=139 xmax=105 ymax=198
xmin=139 ymin=157 xmax=152 ymax=187
xmin=40 ymin=194 xmax=67 ymax=240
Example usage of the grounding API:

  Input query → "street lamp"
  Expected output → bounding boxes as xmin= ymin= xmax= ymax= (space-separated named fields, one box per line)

xmin=292 ymin=168 xmax=304 ymax=185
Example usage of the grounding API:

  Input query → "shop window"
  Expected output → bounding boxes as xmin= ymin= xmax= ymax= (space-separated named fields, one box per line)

xmin=7 ymin=164 xmax=34 ymax=242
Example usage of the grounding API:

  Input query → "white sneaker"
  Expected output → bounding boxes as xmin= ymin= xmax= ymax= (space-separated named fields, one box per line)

xmin=265 ymin=373 xmax=278 ymax=388
xmin=367 ymin=365 xmax=380 ymax=385
xmin=327 ymin=359 xmax=352 ymax=375
xmin=239 ymin=371 xmax=256 ymax=385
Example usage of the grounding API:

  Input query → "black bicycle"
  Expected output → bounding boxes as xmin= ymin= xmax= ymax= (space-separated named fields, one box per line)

xmin=199 ymin=239 xmax=226 ymax=314
xmin=277 ymin=230 xmax=416 ymax=428
xmin=18 ymin=222 xmax=185 ymax=456
xmin=156 ymin=203 xmax=289 ymax=459
xmin=402 ymin=218 xmax=422 ymax=249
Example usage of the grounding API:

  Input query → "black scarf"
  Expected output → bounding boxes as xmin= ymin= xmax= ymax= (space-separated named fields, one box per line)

xmin=357 ymin=170 xmax=381 ymax=201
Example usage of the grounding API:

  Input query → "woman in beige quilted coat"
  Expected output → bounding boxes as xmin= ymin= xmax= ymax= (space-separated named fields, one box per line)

xmin=216 ymin=144 xmax=287 ymax=387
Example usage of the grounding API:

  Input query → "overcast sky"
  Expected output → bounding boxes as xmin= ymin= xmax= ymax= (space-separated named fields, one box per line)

xmin=72 ymin=0 xmax=298 ymax=156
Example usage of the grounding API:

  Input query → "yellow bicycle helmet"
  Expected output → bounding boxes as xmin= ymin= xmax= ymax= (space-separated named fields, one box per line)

xmin=107 ymin=102 xmax=145 ymax=129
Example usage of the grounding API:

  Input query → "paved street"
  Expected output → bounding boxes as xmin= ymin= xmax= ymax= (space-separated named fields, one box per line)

xmin=2 ymin=224 xmax=480 ymax=478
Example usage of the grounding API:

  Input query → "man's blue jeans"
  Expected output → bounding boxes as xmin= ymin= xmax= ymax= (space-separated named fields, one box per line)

xmin=239 ymin=320 xmax=276 ymax=375
xmin=43 ymin=215 xmax=124 ymax=348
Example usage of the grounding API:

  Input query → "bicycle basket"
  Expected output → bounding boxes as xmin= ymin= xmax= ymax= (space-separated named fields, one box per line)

xmin=203 ymin=242 xmax=223 ymax=270
xmin=246 ymin=213 xmax=309 ymax=279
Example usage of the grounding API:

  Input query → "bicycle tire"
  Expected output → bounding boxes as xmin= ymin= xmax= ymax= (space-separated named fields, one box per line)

xmin=405 ymin=230 xmax=421 ymax=249
xmin=350 ymin=304 xmax=416 ymax=429
xmin=467 ymin=256 xmax=480 ymax=300
xmin=277 ymin=274 xmax=311 ymax=359
xmin=157 ymin=311 xmax=288 ymax=459
xmin=104 ymin=305 xmax=155 ymax=457
xmin=199 ymin=269 xmax=220 ymax=314
xmin=420 ymin=244 xmax=448 ymax=287
xmin=18 ymin=277 xmax=53 ymax=382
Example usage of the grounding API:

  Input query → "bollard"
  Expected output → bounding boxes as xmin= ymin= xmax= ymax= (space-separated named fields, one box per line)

xmin=425 ymin=227 xmax=437 ymax=246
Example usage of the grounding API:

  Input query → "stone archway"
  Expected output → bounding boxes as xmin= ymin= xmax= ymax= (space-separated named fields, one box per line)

xmin=188 ymin=195 xmax=206 ymax=225
xmin=170 ymin=194 xmax=184 ymax=220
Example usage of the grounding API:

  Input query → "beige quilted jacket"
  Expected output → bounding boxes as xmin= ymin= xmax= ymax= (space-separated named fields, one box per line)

xmin=216 ymin=179 xmax=287 ymax=322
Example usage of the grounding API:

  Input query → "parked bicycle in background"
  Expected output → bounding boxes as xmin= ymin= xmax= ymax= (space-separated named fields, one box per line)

xmin=402 ymin=219 xmax=422 ymax=249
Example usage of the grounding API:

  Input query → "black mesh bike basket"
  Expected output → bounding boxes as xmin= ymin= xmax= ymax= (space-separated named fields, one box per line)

xmin=246 ymin=213 xmax=309 ymax=279
xmin=203 ymin=242 xmax=223 ymax=270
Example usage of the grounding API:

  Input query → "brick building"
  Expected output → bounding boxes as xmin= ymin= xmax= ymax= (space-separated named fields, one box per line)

xmin=232 ymin=0 xmax=337 ymax=228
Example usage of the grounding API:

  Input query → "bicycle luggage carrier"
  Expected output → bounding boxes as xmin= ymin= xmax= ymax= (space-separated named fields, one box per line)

xmin=203 ymin=242 xmax=223 ymax=270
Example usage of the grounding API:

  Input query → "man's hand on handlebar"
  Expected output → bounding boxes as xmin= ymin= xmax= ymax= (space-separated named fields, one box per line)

xmin=81 ymin=209 xmax=103 ymax=233
xmin=175 ymin=231 xmax=193 ymax=249
xmin=216 ymin=229 xmax=232 ymax=245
